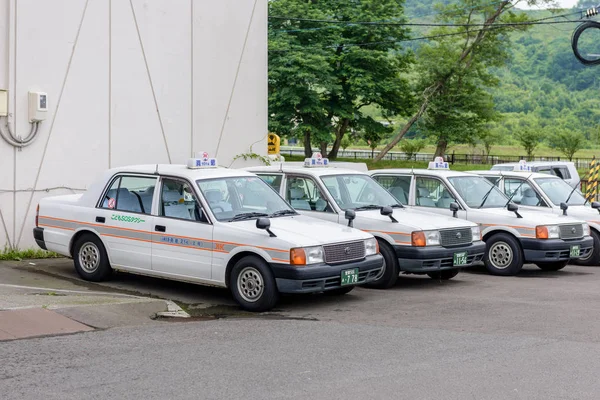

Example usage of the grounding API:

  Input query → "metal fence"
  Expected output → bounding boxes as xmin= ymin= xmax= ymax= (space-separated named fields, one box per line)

xmin=281 ymin=147 xmax=597 ymax=170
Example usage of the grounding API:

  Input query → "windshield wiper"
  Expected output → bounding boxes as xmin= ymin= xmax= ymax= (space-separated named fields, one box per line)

xmin=478 ymin=185 xmax=497 ymax=209
xmin=353 ymin=204 xmax=383 ymax=211
xmin=228 ymin=212 xmax=269 ymax=222
xmin=391 ymin=203 xmax=404 ymax=208
xmin=565 ymin=184 xmax=579 ymax=204
xmin=269 ymin=209 xmax=297 ymax=217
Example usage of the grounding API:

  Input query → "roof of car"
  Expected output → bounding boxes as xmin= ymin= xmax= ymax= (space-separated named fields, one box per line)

xmin=106 ymin=164 xmax=256 ymax=180
xmin=469 ymin=170 xmax=562 ymax=180
xmin=369 ymin=168 xmax=473 ymax=178
xmin=492 ymin=161 xmax=574 ymax=167
xmin=245 ymin=164 xmax=369 ymax=177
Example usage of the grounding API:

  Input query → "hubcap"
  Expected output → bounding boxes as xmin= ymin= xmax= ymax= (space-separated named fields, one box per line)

xmin=79 ymin=242 xmax=100 ymax=273
xmin=237 ymin=267 xmax=264 ymax=303
xmin=489 ymin=242 xmax=513 ymax=269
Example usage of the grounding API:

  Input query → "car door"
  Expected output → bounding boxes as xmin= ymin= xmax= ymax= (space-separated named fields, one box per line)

xmin=503 ymin=178 xmax=547 ymax=207
xmin=412 ymin=176 xmax=467 ymax=219
xmin=151 ymin=177 xmax=213 ymax=280
xmin=284 ymin=174 xmax=340 ymax=223
xmin=96 ymin=174 xmax=157 ymax=270
xmin=372 ymin=174 xmax=412 ymax=205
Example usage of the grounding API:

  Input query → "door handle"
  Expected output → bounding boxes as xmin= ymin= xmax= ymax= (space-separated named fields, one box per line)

xmin=96 ymin=216 xmax=105 ymax=223
xmin=155 ymin=225 xmax=166 ymax=232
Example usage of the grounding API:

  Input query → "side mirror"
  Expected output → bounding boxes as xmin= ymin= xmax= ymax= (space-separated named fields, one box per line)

xmin=592 ymin=201 xmax=600 ymax=211
xmin=380 ymin=206 xmax=398 ymax=223
xmin=560 ymin=202 xmax=568 ymax=216
xmin=507 ymin=202 xmax=523 ymax=219
xmin=449 ymin=202 xmax=459 ymax=218
xmin=256 ymin=217 xmax=276 ymax=237
xmin=345 ymin=210 xmax=356 ymax=228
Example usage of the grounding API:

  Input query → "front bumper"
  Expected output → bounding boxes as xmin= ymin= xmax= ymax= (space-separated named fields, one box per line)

xmin=33 ymin=227 xmax=47 ymax=250
xmin=270 ymin=254 xmax=383 ymax=294
xmin=394 ymin=241 xmax=486 ymax=273
xmin=521 ymin=236 xmax=593 ymax=262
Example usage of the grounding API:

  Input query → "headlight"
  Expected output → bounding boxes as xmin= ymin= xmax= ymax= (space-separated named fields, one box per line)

xmin=411 ymin=230 xmax=440 ymax=247
xmin=364 ymin=237 xmax=378 ymax=256
xmin=583 ymin=223 xmax=591 ymax=236
xmin=471 ymin=226 xmax=481 ymax=241
xmin=290 ymin=246 xmax=324 ymax=265
xmin=536 ymin=225 xmax=560 ymax=239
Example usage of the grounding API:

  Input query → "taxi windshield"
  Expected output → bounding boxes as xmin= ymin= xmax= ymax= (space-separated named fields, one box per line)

xmin=320 ymin=174 xmax=401 ymax=211
xmin=196 ymin=176 xmax=295 ymax=222
xmin=448 ymin=176 xmax=508 ymax=208
xmin=535 ymin=177 xmax=586 ymax=206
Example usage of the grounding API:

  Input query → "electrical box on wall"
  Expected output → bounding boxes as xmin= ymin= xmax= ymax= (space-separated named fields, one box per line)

xmin=28 ymin=91 xmax=47 ymax=122
xmin=0 ymin=90 xmax=7 ymax=117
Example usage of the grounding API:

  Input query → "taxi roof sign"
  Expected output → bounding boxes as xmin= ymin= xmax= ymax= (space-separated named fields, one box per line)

xmin=304 ymin=152 xmax=329 ymax=167
xmin=517 ymin=159 xmax=531 ymax=171
xmin=187 ymin=151 xmax=218 ymax=169
xmin=428 ymin=156 xmax=449 ymax=170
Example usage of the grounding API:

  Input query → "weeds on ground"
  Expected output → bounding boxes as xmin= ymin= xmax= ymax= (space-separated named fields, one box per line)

xmin=0 ymin=248 xmax=61 ymax=261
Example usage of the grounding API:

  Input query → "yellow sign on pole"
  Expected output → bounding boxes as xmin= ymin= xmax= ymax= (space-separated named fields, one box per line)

xmin=268 ymin=133 xmax=280 ymax=155
xmin=585 ymin=156 xmax=599 ymax=203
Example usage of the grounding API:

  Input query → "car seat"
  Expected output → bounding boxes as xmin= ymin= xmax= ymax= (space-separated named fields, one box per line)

xmin=436 ymin=189 xmax=454 ymax=209
xmin=204 ymin=189 xmax=233 ymax=213
xmin=138 ymin=186 xmax=155 ymax=213
xmin=389 ymin=187 xmax=408 ymax=204
xmin=520 ymin=188 xmax=539 ymax=206
xmin=104 ymin=188 xmax=143 ymax=213
xmin=416 ymin=187 xmax=436 ymax=207
xmin=162 ymin=190 xmax=192 ymax=219
xmin=289 ymin=188 xmax=311 ymax=210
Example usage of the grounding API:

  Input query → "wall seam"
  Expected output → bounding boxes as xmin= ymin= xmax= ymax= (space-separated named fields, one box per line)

xmin=214 ymin=0 xmax=259 ymax=157
xmin=12 ymin=0 xmax=17 ymax=249
xmin=108 ymin=0 xmax=112 ymax=168
xmin=190 ymin=0 xmax=193 ymax=157
xmin=16 ymin=0 xmax=90 ymax=247
xmin=129 ymin=0 xmax=172 ymax=163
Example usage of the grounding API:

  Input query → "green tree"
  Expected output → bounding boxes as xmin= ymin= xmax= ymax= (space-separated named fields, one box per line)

xmin=340 ymin=135 xmax=352 ymax=154
xmin=374 ymin=0 xmax=549 ymax=161
xmin=515 ymin=129 xmax=543 ymax=160
xmin=363 ymin=130 xmax=383 ymax=158
xmin=399 ymin=138 xmax=427 ymax=160
xmin=268 ymin=0 xmax=413 ymax=159
xmin=480 ymin=129 xmax=503 ymax=162
xmin=548 ymin=130 xmax=586 ymax=161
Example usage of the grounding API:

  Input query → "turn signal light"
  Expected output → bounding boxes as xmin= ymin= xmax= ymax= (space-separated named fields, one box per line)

xmin=290 ymin=248 xmax=306 ymax=265
xmin=536 ymin=226 xmax=548 ymax=239
xmin=411 ymin=231 xmax=426 ymax=247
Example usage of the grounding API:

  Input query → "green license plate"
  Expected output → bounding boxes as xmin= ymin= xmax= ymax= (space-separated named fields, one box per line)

xmin=453 ymin=252 xmax=468 ymax=266
xmin=570 ymin=245 xmax=580 ymax=258
xmin=341 ymin=268 xmax=359 ymax=286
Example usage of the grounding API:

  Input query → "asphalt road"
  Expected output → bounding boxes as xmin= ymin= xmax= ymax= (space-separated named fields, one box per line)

xmin=3 ymin=262 xmax=600 ymax=399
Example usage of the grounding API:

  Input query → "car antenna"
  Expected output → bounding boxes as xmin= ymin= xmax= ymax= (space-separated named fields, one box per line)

xmin=154 ymin=164 xmax=159 ymax=175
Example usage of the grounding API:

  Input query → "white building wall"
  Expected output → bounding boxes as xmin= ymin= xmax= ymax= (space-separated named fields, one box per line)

xmin=0 ymin=0 xmax=268 ymax=250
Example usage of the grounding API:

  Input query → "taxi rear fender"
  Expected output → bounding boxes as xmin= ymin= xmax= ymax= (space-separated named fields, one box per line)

xmin=69 ymin=228 xmax=112 ymax=263
xmin=224 ymin=247 xmax=278 ymax=289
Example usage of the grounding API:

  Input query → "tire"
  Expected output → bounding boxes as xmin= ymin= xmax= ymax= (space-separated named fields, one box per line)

xmin=323 ymin=286 xmax=354 ymax=296
xmin=574 ymin=229 xmax=600 ymax=266
xmin=536 ymin=261 xmax=568 ymax=271
xmin=364 ymin=240 xmax=399 ymax=289
xmin=427 ymin=269 xmax=460 ymax=280
xmin=483 ymin=233 xmax=524 ymax=276
xmin=229 ymin=256 xmax=279 ymax=312
xmin=73 ymin=233 xmax=112 ymax=282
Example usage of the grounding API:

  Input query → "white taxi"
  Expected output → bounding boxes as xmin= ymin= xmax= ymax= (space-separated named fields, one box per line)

xmin=470 ymin=169 xmax=600 ymax=266
xmin=32 ymin=154 xmax=383 ymax=312
xmin=369 ymin=158 xmax=593 ymax=275
xmin=245 ymin=154 xmax=486 ymax=288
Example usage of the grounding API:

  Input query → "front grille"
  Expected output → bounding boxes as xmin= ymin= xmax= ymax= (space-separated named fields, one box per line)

xmin=439 ymin=228 xmax=473 ymax=247
xmin=323 ymin=241 xmax=365 ymax=264
xmin=559 ymin=224 xmax=583 ymax=239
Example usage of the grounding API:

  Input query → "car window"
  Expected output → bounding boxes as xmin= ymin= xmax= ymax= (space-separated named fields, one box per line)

xmin=484 ymin=176 xmax=500 ymax=185
xmin=535 ymin=177 xmax=586 ymax=206
xmin=536 ymin=167 xmax=552 ymax=176
xmin=197 ymin=176 xmax=293 ymax=221
xmin=159 ymin=178 xmax=208 ymax=223
xmin=320 ymin=174 xmax=400 ymax=210
xmin=372 ymin=175 xmax=411 ymax=204
xmin=504 ymin=178 xmax=545 ymax=206
xmin=414 ymin=177 xmax=457 ymax=209
xmin=257 ymin=174 xmax=283 ymax=193
xmin=553 ymin=167 xmax=570 ymax=180
xmin=286 ymin=176 xmax=333 ymax=213
xmin=447 ymin=176 xmax=508 ymax=208
xmin=101 ymin=175 xmax=157 ymax=215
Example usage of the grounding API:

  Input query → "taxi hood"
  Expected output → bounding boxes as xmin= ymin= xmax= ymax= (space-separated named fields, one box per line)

xmin=354 ymin=208 xmax=477 ymax=230
xmin=557 ymin=205 xmax=600 ymax=225
xmin=479 ymin=207 xmax=584 ymax=225
xmin=231 ymin=215 xmax=371 ymax=247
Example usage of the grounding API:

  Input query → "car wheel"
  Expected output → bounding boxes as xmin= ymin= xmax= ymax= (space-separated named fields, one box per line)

xmin=364 ymin=240 xmax=398 ymax=289
xmin=574 ymin=230 xmax=600 ymax=266
xmin=73 ymin=233 xmax=112 ymax=282
xmin=230 ymin=256 xmax=279 ymax=312
xmin=536 ymin=261 xmax=568 ymax=271
xmin=324 ymin=286 xmax=354 ymax=296
xmin=427 ymin=269 xmax=460 ymax=280
xmin=484 ymin=233 xmax=524 ymax=276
